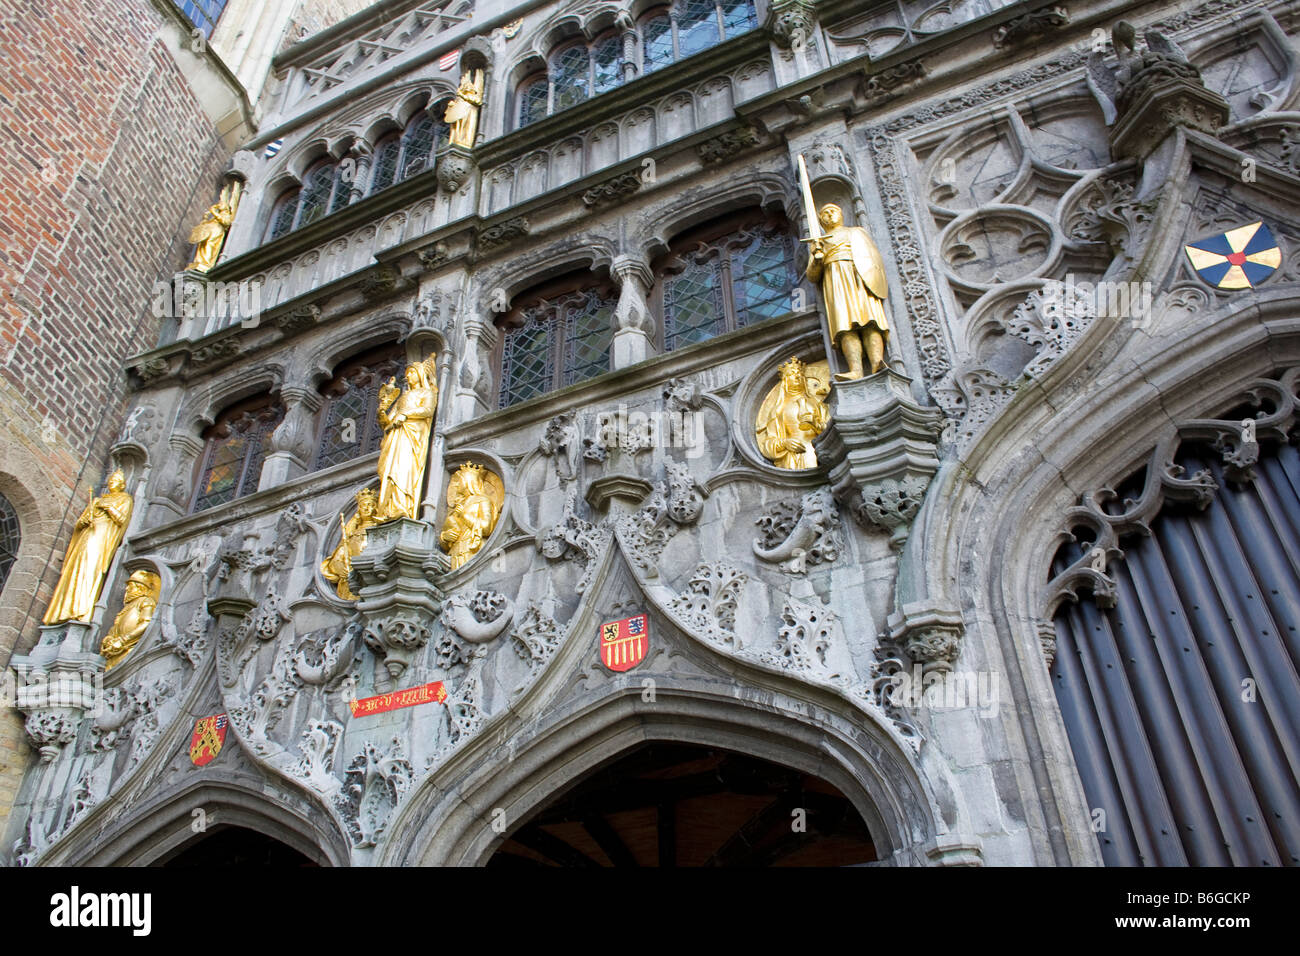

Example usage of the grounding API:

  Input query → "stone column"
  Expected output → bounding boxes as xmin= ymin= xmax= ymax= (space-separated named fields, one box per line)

xmin=450 ymin=312 xmax=497 ymax=423
xmin=260 ymin=386 xmax=322 ymax=489
xmin=346 ymin=140 xmax=373 ymax=205
xmin=617 ymin=12 xmax=638 ymax=82
xmin=611 ymin=255 xmax=655 ymax=370
xmin=149 ymin=432 xmax=205 ymax=521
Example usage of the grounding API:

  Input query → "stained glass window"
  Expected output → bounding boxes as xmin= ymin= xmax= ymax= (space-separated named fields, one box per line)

xmin=659 ymin=215 xmax=796 ymax=351
xmin=400 ymin=112 xmax=443 ymax=180
xmin=369 ymin=136 xmax=401 ymax=194
xmin=721 ymin=0 xmax=757 ymax=38
xmin=0 ymin=493 xmax=19 ymax=597
xmin=592 ymin=34 xmax=624 ymax=95
xmin=296 ymin=162 xmax=338 ymax=229
xmin=517 ymin=77 xmax=549 ymax=128
xmin=174 ymin=1 xmax=226 ymax=39
xmin=553 ymin=45 xmax=590 ymax=112
xmin=643 ymin=13 xmax=674 ymax=73
xmin=193 ymin=398 xmax=284 ymax=513
xmin=267 ymin=189 xmax=299 ymax=241
xmin=314 ymin=346 xmax=405 ymax=470
xmin=499 ymin=285 xmax=616 ymax=408
xmin=677 ymin=0 xmax=721 ymax=57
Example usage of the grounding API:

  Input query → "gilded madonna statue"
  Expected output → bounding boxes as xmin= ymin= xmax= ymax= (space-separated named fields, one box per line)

xmin=756 ymin=357 xmax=831 ymax=470
xmin=440 ymin=463 xmax=504 ymax=571
xmin=376 ymin=355 xmax=439 ymax=522
xmin=321 ymin=488 xmax=380 ymax=601
xmin=43 ymin=470 xmax=134 ymax=625
xmin=99 ymin=569 xmax=161 ymax=670
xmin=185 ymin=181 xmax=242 ymax=273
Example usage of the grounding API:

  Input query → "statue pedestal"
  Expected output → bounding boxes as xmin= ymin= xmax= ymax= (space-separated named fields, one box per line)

xmin=814 ymin=367 xmax=943 ymax=550
xmin=351 ymin=518 xmax=448 ymax=687
xmin=10 ymin=623 xmax=105 ymax=762
xmin=1110 ymin=75 xmax=1229 ymax=162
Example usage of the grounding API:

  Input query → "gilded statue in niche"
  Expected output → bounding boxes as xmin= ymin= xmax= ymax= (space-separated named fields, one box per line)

xmin=798 ymin=156 xmax=891 ymax=379
xmin=444 ymin=69 xmax=485 ymax=148
xmin=440 ymin=463 xmax=504 ymax=571
xmin=756 ymin=357 xmax=831 ymax=470
xmin=321 ymin=488 xmax=380 ymax=601
xmin=185 ymin=181 xmax=242 ymax=272
xmin=376 ymin=355 xmax=439 ymax=522
xmin=43 ymin=470 xmax=134 ymax=625
xmin=99 ymin=569 xmax=161 ymax=670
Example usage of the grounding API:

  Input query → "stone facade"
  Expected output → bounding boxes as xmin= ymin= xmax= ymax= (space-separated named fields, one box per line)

xmin=5 ymin=0 xmax=1300 ymax=866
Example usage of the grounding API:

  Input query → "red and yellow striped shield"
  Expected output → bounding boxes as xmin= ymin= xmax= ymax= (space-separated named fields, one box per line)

xmin=599 ymin=614 xmax=649 ymax=672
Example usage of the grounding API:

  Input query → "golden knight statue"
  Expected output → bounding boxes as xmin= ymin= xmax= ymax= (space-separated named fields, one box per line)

xmin=756 ymin=357 xmax=832 ymax=470
xmin=321 ymin=488 xmax=380 ymax=601
xmin=43 ymin=470 xmax=134 ymax=626
xmin=798 ymin=156 xmax=890 ymax=380
xmin=376 ymin=355 xmax=439 ymax=522
xmin=440 ymin=463 xmax=504 ymax=571
xmin=444 ymin=68 xmax=485 ymax=148
xmin=185 ymin=181 xmax=242 ymax=272
xmin=99 ymin=568 xmax=161 ymax=670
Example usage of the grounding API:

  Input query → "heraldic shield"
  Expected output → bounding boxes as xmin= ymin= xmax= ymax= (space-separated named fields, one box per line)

xmin=189 ymin=713 xmax=228 ymax=766
xmin=599 ymin=614 xmax=649 ymax=672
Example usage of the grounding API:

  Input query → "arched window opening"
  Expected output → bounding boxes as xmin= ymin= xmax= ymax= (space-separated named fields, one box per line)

xmin=369 ymin=135 xmax=402 ymax=194
xmin=487 ymin=743 xmax=877 ymax=867
xmin=552 ymin=44 xmax=591 ymax=112
xmin=516 ymin=76 xmax=549 ymax=129
xmin=399 ymin=107 xmax=449 ymax=180
xmin=654 ymin=211 xmax=798 ymax=352
xmin=314 ymin=344 xmax=406 ymax=470
xmin=498 ymin=277 xmax=616 ymax=408
xmin=642 ymin=12 xmax=674 ymax=73
xmin=192 ymin=395 xmax=285 ymax=513
xmin=266 ymin=188 xmax=299 ymax=241
xmin=0 ymin=493 xmax=19 ymax=597
xmin=297 ymin=161 xmax=340 ymax=229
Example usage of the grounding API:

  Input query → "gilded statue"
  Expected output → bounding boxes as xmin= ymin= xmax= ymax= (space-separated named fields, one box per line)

xmin=798 ymin=157 xmax=890 ymax=380
xmin=321 ymin=488 xmax=380 ymax=601
xmin=99 ymin=569 xmax=161 ymax=670
xmin=440 ymin=463 xmax=504 ymax=571
xmin=43 ymin=470 xmax=134 ymax=625
xmin=444 ymin=69 xmax=485 ymax=149
xmin=756 ymin=357 xmax=831 ymax=470
xmin=185 ymin=181 xmax=242 ymax=272
xmin=376 ymin=355 xmax=439 ymax=522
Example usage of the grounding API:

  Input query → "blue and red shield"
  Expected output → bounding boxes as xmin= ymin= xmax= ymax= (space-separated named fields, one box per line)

xmin=1184 ymin=221 xmax=1281 ymax=290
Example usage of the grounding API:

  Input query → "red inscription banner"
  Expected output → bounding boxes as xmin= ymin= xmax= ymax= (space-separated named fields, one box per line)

xmin=349 ymin=681 xmax=447 ymax=717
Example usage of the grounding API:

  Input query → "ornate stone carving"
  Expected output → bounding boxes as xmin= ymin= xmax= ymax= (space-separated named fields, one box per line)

xmin=510 ymin=600 xmax=563 ymax=677
xmin=294 ymin=719 xmax=343 ymax=791
xmin=24 ymin=710 xmax=77 ymax=762
xmin=276 ymin=304 xmax=321 ymax=333
xmin=539 ymin=412 xmax=581 ymax=480
xmin=761 ymin=597 xmax=841 ymax=678
xmin=992 ymin=6 xmax=1069 ymax=49
xmin=359 ymin=267 xmax=399 ymax=301
xmin=582 ymin=170 xmax=642 ymax=207
xmin=476 ymin=217 xmax=530 ymax=251
xmin=417 ymin=241 xmax=451 ymax=271
xmin=217 ymin=586 xmax=290 ymax=687
xmin=887 ymin=606 xmax=965 ymax=675
xmin=753 ymin=488 xmax=843 ymax=573
xmin=1007 ymin=281 xmax=1099 ymax=379
xmin=1067 ymin=175 xmax=1158 ymax=263
xmin=190 ymin=337 xmax=240 ymax=369
xmin=441 ymin=590 xmax=515 ymax=645
xmin=765 ymin=0 xmax=816 ymax=49
xmin=293 ymin=624 xmax=361 ymax=687
xmin=435 ymin=144 xmax=474 ymax=194
xmin=696 ymin=126 xmax=761 ymax=165
xmin=539 ymin=492 xmax=610 ymax=593
xmin=815 ymin=369 xmax=943 ymax=549
xmin=663 ymin=378 xmax=704 ymax=414
xmin=862 ymin=60 xmax=925 ymax=103
xmin=337 ymin=737 xmax=413 ymax=848
xmin=668 ymin=563 xmax=747 ymax=647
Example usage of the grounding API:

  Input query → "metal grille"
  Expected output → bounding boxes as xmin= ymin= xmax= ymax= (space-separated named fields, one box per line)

xmin=0 ymin=493 xmax=18 ymax=597
xmin=1052 ymin=443 xmax=1300 ymax=865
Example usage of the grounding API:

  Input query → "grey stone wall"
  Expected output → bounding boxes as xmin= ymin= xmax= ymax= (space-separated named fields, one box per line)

xmin=8 ymin=0 xmax=1300 ymax=866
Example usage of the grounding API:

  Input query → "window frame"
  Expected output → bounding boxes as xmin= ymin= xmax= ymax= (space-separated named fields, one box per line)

xmin=190 ymin=394 xmax=286 ymax=513
xmin=312 ymin=344 xmax=406 ymax=472
xmin=495 ymin=275 xmax=618 ymax=408
xmin=0 ymin=492 xmax=19 ymax=598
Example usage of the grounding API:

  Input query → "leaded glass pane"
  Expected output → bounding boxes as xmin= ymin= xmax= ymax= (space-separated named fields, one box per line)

xmin=563 ymin=292 xmax=613 ymax=387
xmin=722 ymin=0 xmax=757 ymax=37
xmin=369 ymin=137 xmax=401 ymax=194
xmin=0 ymin=493 xmax=19 ymax=596
xmin=677 ymin=0 xmax=720 ymax=57
xmin=500 ymin=312 xmax=553 ymax=408
xmin=665 ymin=257 xmax=725 ymax=350
xmin=593 ymin=35 xmax=623 ymax=94
xmin=401 ymin=113 xmax=439 ymax=180
xmin=731 ymin=232 xmax=796 ymax=328
xmin=194 ymin=405 xmax=283 ymax=513
xmin=518 ymin=77 xmax=549 ymax=128
xmin=314 ymin=355 xmax=401 ymax=469
xmin=643 ymin=14 xmax=674 ymax=73
xmin=297 ymin=164 xmax=335 ymax=228
xmin=553 ymin=45 xmax=590 ymax=111
xmin=268 ymin=190 xmax=299 ymax=240
xmin=329 ymin=165 xmax=352 ymax=213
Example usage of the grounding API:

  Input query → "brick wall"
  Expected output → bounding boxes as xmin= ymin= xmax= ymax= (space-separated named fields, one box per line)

xmin=0 ymin=0 xmax=236 ymax=824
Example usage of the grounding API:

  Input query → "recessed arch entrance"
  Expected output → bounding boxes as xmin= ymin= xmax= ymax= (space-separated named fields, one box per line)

xmin=159 ymin=826 xmax=319 ymax=867
xmin=488 ymin=742 xmax=878 ymax=867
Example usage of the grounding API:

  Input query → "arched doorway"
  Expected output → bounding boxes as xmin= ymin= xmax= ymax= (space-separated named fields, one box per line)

xmin=487 ymin=743 xmax=877 ymax=867
xmin=157 ymin=826 xmax=319 ymax=867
